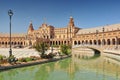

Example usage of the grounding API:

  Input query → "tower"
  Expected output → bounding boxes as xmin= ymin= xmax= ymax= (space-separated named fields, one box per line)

xmin=27 ymin=21 xmax=34 ymax=34
xmin=68 ymin=16 xmax=75 ymax=27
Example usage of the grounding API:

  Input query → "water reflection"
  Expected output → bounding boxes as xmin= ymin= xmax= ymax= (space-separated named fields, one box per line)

xmin=0 ymin=51 xmax=120 ymax=80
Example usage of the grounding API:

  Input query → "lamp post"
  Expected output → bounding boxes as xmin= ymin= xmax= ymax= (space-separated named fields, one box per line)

xmin=96 ymin=30 xmax=98 ymax=46
xmin=102 ymin=27 xmax=105 ymax=46
xmin=51 ymin=36 xmax=53 ymax=53
xmin=8 ymin=9 xmax=13 ymax=57
xmin=116 ymin=36 xmax=118 ymax=49
xmin=70 ymin=26 xmax=72 ymax=47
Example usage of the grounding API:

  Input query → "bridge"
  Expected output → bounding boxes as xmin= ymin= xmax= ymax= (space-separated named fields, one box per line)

xmin=72 ymin=45 xmax=104 ymax=54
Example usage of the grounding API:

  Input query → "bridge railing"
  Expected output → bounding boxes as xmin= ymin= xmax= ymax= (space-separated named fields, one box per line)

xmin=72 ymin=44 xmax=120 ymax=51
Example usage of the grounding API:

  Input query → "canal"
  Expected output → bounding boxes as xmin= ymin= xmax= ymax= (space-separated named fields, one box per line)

xmin=0 ymin=50 xmax=120 ymax=80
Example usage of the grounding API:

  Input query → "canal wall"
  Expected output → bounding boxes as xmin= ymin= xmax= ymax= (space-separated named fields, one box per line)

xmin=0 ymin=55 xmax=71 ymax=71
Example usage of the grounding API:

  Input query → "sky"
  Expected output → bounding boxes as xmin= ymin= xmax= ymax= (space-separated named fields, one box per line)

xmin=0 ymin=0 xmax=120 ymax=33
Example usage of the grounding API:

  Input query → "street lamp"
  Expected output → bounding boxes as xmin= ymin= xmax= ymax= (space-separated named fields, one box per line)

xmin=116 ymin=36 xmax=118 ymax=49
xmin=96 ymin=30 xmax=98 ymax=46
xmin=8 ymin=9 xmax=13 ymax=57
xmin=102 ymin=27 xmax=105 ymax=46
xmin=51 ymin=36 xmax=53 ymax=53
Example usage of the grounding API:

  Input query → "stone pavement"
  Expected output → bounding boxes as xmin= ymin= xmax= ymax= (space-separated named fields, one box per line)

xmin=0 ymin=48 xmax=59 ymax=58
xmin=0 ymin=48 xmax=40 ymax=58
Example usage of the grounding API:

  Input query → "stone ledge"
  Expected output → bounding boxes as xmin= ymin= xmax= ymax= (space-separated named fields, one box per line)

xmin=0 ymin=55 xmax=71 ymax=71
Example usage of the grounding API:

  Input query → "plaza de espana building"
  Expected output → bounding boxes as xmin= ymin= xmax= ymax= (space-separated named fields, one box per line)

xmin=0 ymin=17 xmax=120 ymax=49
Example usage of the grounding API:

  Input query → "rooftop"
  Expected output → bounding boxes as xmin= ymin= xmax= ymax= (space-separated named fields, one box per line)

xmin=0 ymin=33 xmax=26 ymax=37
xmin=77 ymin=23 xmax=120 ymax=35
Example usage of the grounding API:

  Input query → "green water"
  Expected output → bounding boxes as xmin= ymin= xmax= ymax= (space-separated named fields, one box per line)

xmin=0 ymin=52 xmax=120 ymax=80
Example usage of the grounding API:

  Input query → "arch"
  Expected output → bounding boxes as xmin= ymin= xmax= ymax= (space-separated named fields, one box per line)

xmin=107 ymin=39 xmax=110 ymax=45
xmin=82 ymin=40 xmax=84 ymax=44
xmin=89 ymin=40 xmax=92 ymax=45
xmin=85 ymin=40 xmax=88 ymax=44
xmin=29 ymin=41 xmax=32 ymax=46
xmin=58 ymin=41 xmax=60 ymax=45
xmin=78 ymin=41 xmax=81 ymax=45
xmin=64 ymin=41 xmax=66 ymax=44
xmin=74 ymin=41 xmax=77 ymax=45
xmin=21 ymin=42 xmax=23 ymax=45
xmin=14 ymin=42 xmax=17 ymax=45
xmin=94 ymin=40 xmax=96 ymax=45
xmin=5 ymin=42 xmax=7 ymax=45
xmin=24 ymin=42 xmax=26 ymax=45
xmin=12 ymin=42 xmax=14 ymax=45
xmin=118 ymin=38 xmax=120 ymax=45
xmin=68 ymin=41 xmax=69 ymax=44
xmin=2 ymin=42 xmax=4 ymax=45
xmin=53 ymin=41 xmax=55 ymax=45
xmin=98 ymin=40 xmax=101 ymax=45
xmin=56 ymin=41 xmax=58 ymax=45
xmin=112 ymin=38 xmax=115 ymax=45
xmin=102 ymin=39 xmax=106 ymax=45
xmin=61 ymin=41 xmax=63 ymax=45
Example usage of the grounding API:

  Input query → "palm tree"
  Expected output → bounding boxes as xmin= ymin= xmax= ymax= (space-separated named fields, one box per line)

xmin=34 ymin=42 xmax=48 ymax=58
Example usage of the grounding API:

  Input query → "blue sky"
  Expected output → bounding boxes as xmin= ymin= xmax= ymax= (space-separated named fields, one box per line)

xmin=0 ymin=0 xmax=120 ymax=33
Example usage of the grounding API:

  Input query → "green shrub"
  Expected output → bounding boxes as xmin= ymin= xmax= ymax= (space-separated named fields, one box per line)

xmin=0 ymin=55 xmax=3 ymax=60
xmin=60 ymin=44 xmax=71 ymax=55
xmin=19 ymin=58 xmax=26 ymax=62
xmin=26 ymin=57 xmax=33 ymax=62
xmin=19 ymin=57 xmax=35 ymax=62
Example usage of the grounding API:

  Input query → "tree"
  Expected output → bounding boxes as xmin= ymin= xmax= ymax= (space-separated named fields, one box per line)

xmin=34 ymin=42 xmax=48 ymax=58
xmin=60 ymin=44 xmax=71 ymax=55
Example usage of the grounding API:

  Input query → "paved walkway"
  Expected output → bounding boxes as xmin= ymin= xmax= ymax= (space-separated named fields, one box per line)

xmin=0 ymin=48 xmax=40 ymax=58
xmin=0 ymin=48 xmax=59 ymax=58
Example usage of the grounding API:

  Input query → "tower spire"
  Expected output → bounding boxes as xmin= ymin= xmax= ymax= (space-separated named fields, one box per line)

xmin=68 ymin=16 xmax=75 ymax=27
xmin=28 ymin=21 xmax=34 ymax=34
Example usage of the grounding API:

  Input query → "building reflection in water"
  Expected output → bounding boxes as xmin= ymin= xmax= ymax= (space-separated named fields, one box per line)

xmin=72 ymin=48 xmax=120 ymax=80
xmin=0 ymin=49 xmax=120 ymax=80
